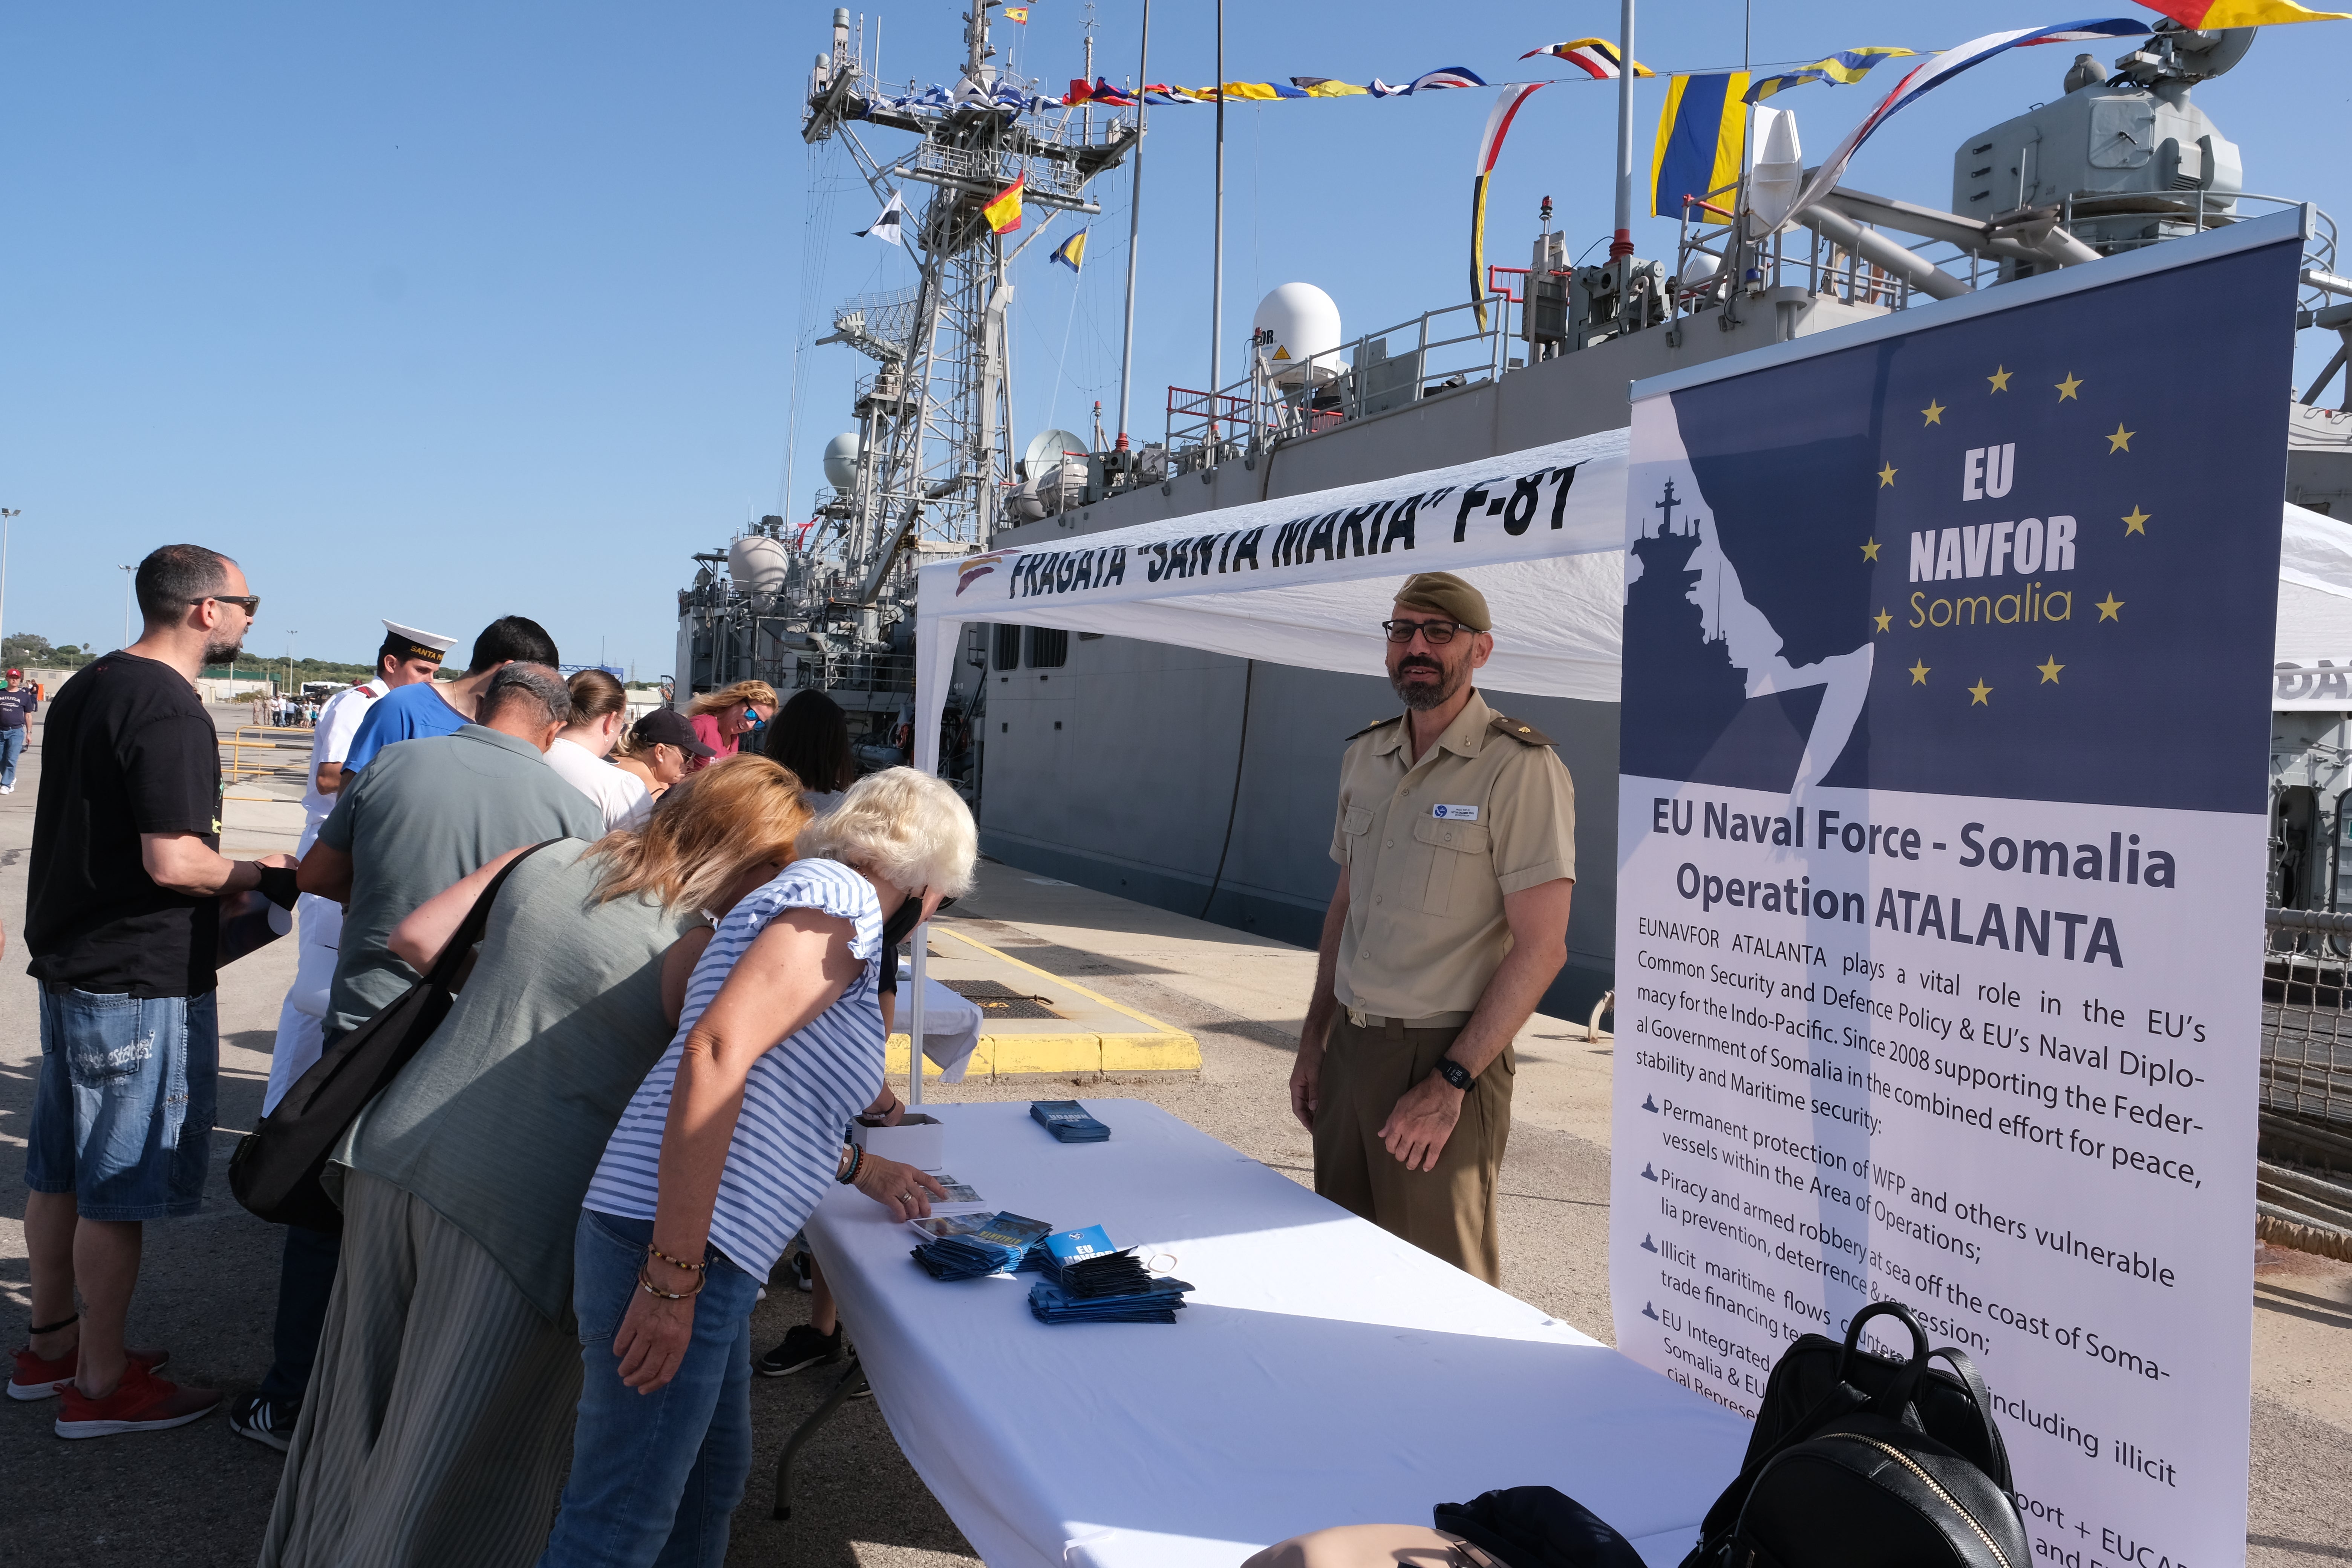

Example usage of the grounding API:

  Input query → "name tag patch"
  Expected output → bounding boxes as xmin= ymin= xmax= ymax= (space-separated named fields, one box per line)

xmin=1432 ymin=804 xmax=1479 ymax=821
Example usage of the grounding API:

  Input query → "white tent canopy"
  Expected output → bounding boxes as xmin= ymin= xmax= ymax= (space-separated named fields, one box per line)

xmin=913 ymin=429 xmax=2352 ymax=761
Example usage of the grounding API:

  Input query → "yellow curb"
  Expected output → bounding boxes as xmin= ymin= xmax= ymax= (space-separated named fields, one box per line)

xmin=1100 ymin=1032 xmax=1201 ymax=1072
xmin=884 ymin=1034 xmax=953 ymax=1078
xmin=892 ymin=926 xmax=1202 ymax=1076
xmin=989 ymin=1033 xmax=1107 ymax=1076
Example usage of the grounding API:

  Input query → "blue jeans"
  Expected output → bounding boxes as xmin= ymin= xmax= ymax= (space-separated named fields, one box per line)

xmin=0 ymin=724 xmax=25 ymax=787
xmin=24 ymin=987 xmax=217 ymax=1221
xmin=537 ymin=1210 xmax=760 ymax=1568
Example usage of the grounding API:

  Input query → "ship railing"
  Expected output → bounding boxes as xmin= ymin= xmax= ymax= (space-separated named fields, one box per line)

xmin=2259 ymin=906 xmax=2352 ymax=1255
xmin=1161 ymin=296 xmax=1516 ymax=478
xmin=790 ymin=651 xmax=916 ymax=698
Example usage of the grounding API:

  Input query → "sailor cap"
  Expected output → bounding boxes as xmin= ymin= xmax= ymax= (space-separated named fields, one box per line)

xmin=382 ymin=620 xmax=458 ymax=665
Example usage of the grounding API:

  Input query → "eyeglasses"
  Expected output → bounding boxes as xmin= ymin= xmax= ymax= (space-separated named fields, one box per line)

xmin=1381 ymin=617 xmax=1465 ymax=646
xmin=194 ymin=594 xmax=261 ymax=618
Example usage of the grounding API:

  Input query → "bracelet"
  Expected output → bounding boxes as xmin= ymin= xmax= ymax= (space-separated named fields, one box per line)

xmin=646 ymin=1242 xmax=706 ymax=1272
xmin=837 ymin=1143 xmax=865 ymax=1185
xmin=637 ymin=1265 xmax=706 ymax=1301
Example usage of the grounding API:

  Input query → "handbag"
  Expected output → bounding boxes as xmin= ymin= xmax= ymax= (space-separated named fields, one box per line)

xmin=228 ymin=843 xmax=554 ymax=1234
xmin=1681 ymin=1302 xmax=2028 ymax=1568
xmin=1433 ymin=1486 xmax=1647 ymax=1568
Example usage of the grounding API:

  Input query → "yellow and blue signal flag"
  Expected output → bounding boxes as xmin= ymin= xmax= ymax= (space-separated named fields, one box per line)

xmin=1746 ymin=47 xmax=1916 ymax=103
xmin=1651 ymin=72 xmax=1749 ymax=224
xmin=1051 ymin=228 xmax=1087 ymax=274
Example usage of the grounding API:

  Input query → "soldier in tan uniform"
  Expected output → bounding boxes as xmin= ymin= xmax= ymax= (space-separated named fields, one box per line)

xmin=1292 ymin=572 xmax=1577 ymax=1284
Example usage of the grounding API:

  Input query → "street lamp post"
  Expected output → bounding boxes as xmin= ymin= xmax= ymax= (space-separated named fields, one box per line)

xmin=0 ymin=508 xmax=20 ymax=661
xmin=118 ymin=565 xmax=135 ymax=650
xmin=286 ymin=631 xmax=300 ymax=712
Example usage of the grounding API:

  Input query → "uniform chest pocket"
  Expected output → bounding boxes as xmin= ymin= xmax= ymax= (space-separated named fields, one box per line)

xmin=1412 ymin=815 xmax=1492 ymax=915
xmin=1340 ymin=805 xmax=1374 ymax=862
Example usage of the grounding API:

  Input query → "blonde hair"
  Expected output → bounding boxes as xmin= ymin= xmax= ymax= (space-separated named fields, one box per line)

xmin=687 ymin=680 xmax=778 ymax=718
xmin=796 ymin=767 xmax=977 ymax=897
xmin=586 ymin=754 xmax=812 ymax=913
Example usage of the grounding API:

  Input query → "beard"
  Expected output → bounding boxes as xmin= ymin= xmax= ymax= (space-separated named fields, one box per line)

xmin=202 ymin=632 xmax=247 ymax=665
xmin=1389 ymin=654 xmax=1467 ymax=712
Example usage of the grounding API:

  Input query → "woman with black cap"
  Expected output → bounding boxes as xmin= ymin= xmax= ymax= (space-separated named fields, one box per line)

xmin=610 ymin=708 xmax=713 ymax=808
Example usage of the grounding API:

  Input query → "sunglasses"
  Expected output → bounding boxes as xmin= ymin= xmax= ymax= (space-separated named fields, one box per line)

xmin=1381 ymin=617 xmax=1465 ymax=646
xmin=195 ymin=594 xmax=262 ymax=618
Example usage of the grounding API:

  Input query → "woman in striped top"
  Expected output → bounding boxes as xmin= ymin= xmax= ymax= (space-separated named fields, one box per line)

xmin=539 ymin=767 xmax=977 ymax=1568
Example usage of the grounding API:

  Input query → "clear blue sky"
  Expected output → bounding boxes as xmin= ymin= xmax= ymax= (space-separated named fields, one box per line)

xmin=5 ymin=3 xmax=2346 ymax=673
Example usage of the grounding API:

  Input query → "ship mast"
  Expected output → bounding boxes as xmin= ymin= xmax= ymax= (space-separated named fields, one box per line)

xmin=802 ymin=2 xmax=1138 ymax=607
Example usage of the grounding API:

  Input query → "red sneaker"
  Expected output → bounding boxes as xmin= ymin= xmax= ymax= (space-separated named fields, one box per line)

xmin=8 ymin=1342 xmax=170 ymax=1402
xmin=52 ymin=1361 xmax=218 ymax=1438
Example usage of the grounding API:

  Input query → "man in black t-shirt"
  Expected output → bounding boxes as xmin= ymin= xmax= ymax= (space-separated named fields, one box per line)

xmin=14 ymin=544 xmax=298 ymax=1439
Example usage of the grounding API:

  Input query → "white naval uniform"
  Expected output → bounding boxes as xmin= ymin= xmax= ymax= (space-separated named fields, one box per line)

xmin=264 ymin=678 xmax=390 ymax=1114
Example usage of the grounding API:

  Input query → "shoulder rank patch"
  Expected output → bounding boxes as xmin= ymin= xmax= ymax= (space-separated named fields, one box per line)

xmin=1344 ymin=715 xmax=1403 ymax=743
xmin=1490 ymin=714 xmax=1556 ymax=746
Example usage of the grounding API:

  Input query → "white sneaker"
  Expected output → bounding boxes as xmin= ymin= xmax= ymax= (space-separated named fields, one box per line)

xmin=3 ymin=783 xmax=15 ymax=794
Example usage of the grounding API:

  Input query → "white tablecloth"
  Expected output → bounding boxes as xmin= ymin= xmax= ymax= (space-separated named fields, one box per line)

xmin=801 ymin=1100 xmax=1748 ymax=1568
xmin=907 ymin=970 xmax=985 ymax=1083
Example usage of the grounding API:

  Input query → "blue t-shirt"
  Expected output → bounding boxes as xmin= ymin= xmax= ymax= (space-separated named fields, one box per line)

xmin=343 ymin=681 xmax=467 ymax=773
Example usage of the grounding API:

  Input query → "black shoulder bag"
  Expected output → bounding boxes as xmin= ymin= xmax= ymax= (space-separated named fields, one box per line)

xmin=228 ymin=843 xmax=554 ymax=1234
xmin=1681 ymin=1302 xmax=2029 ymax=1568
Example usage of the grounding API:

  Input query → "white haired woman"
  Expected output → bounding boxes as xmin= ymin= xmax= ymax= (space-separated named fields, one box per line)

xmin=536 ymin=767 xmax=979 ymax=1568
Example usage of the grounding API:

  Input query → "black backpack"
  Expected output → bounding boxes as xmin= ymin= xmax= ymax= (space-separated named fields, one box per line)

xmin=227 ymin=843 xmax=552 ymax=1234
xmin=1682 ymin=1302 xmax=2029 ymax=1568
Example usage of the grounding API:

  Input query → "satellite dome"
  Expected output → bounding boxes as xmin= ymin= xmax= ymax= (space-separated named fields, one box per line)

xmin=1251 ymin=283 xmax=1343 ymax=387
xmin=822 ymin=432 xmax=862 ymax=490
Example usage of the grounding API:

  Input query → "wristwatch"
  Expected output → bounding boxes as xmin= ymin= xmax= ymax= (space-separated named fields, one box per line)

xmin=1433 ymin=1057 xmax=1475 ymax=1092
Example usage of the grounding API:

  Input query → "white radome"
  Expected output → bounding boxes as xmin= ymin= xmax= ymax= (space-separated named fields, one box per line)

xmin=729 ymin=535 xmax=789 ymax=596
xmin=822 ymin=431 xmax=862 ymax=490
xmin=1251 ymin=282 xmax=1343 ymax=386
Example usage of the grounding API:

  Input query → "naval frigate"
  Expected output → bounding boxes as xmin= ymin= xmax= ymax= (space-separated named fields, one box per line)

xmin=677 ymin=15 xmax=2352 ymax=1018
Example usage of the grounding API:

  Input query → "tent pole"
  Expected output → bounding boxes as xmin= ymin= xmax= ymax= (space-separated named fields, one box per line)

xmin=907 ymin=921 xmax=927 ymax=1108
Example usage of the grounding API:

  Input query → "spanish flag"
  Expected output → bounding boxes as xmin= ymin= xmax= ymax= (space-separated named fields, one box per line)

xmin=983 ymin=175 xmax=1025 ymax=235
xmin=1651 ymin=72 xmax=1749 ymax=223
xmin=1003 ymin=5 xmax=1029 ymax=21
xmin=2136 ymin=0 xmax=2344 ymax=21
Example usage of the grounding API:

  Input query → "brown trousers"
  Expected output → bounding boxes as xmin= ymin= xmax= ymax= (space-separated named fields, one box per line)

xmin=1312 ymin=1015 xmax=1513 ymax=1284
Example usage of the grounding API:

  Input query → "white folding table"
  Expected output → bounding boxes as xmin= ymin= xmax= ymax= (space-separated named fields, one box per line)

xmin=793 ymin=1100 xmax=1747 ymax=1568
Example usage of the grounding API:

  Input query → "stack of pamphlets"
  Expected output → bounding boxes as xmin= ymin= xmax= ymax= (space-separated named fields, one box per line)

xmin=1020 ymin=1223 xmax=1192 ymax=1323
xmin=909 ymin=1211 xmax=1051 ymax=1280
xmin=1027 ymin=1266 xmax=1193 ymax=1325
xmin=1030 ymin=1101 xmax=1111 ymax=1143
xmin=1016 ymin=1224 xmax=1114 ymax=1281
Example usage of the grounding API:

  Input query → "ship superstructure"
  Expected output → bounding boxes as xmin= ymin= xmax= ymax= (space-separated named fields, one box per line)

xmin=684 ymin=14 xmax=2352 ymax=1009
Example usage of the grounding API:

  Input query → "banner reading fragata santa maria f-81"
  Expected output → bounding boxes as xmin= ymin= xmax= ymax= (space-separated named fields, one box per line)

xmin=1612 ymin=210 xmax=2307 ymax=1568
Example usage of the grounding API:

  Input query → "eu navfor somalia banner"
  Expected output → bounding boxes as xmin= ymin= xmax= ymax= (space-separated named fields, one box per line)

xmin=1612 ymin=211 xmax=2307 ymax=1566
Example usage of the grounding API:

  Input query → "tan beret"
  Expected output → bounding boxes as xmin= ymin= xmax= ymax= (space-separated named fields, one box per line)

xmin=1393 ymin=572 xmax=1491 ymax=633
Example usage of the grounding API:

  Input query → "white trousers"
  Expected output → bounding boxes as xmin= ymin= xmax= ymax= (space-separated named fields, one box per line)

xmin=264 ymin=891 xmax=343 ymax=1115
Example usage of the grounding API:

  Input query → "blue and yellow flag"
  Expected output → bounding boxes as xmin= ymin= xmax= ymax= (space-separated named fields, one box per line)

xmin=1651 ymin=72 xmax=1748 ymax=224
xmin=1051 ymin=228 xmax=1086 ymax=274
xmin=1746 ymin=47 xmax=1915 ymax=103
